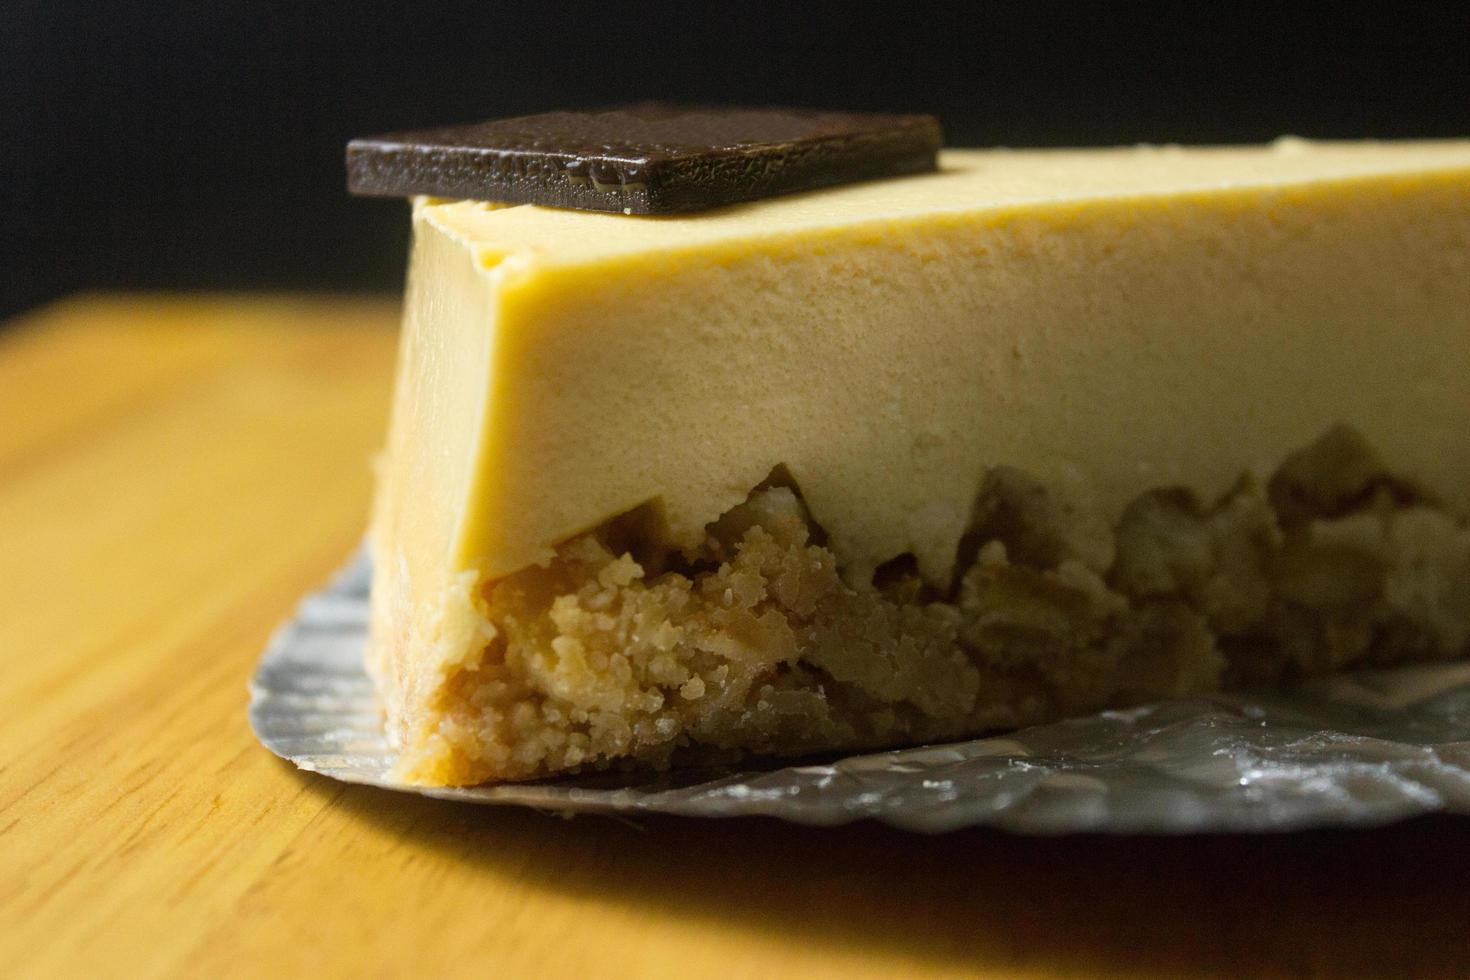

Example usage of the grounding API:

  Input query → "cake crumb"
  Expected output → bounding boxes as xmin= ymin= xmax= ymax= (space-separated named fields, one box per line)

xmin=402 ymin=427 xmax=1470 ymax=784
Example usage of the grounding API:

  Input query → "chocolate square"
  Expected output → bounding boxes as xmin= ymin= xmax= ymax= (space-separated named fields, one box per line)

xmin=347 ymin=104 xmax=942 ymax=214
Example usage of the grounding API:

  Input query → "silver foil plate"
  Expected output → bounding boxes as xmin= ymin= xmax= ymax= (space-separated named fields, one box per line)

xmin=249 ymin=552 xmax=1470 ymax=833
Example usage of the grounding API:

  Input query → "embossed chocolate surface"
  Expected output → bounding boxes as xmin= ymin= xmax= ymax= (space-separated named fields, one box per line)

xmin=346 ymin=104 xmax=942 ymax=213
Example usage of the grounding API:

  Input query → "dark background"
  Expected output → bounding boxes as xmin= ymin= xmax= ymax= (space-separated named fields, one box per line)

xmin=5 ymin=1 xmax=1469 ymax=320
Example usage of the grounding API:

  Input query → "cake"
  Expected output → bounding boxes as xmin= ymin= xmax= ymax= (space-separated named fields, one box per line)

xmin=364 ymin=136 xmax=1470 ymax=786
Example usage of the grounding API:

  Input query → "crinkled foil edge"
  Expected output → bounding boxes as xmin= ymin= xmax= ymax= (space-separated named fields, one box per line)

xmin=248 ymin=551 xmax=1470 ymax=834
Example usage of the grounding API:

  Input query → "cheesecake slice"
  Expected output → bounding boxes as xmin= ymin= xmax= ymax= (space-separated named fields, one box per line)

xmin=370 ymin=139 xmax=1470 ymax=786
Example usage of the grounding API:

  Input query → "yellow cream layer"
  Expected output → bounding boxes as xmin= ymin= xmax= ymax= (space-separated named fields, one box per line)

xmin=372 ymin=140 xmax=1470 ymax=691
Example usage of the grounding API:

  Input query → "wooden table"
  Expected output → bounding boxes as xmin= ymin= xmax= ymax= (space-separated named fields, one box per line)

xmin=2 ymin=295 xmax=1467 ymax=980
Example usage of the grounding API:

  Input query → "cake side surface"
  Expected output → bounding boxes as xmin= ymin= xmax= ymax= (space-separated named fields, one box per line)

xmin=367 ymin=139 xmax=1470 ymax=785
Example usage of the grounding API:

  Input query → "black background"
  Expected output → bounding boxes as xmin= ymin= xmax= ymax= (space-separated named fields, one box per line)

xmin=5 ymin=0 xmax=1469 ymax=319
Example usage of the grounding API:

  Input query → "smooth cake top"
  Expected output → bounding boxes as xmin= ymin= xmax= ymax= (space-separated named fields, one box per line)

xmin=421 ymin=139 xmax=1470 ymax=267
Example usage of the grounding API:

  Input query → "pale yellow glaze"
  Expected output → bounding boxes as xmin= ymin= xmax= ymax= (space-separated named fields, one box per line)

xmin=370 ymin=140 xmax=1470 ymax=695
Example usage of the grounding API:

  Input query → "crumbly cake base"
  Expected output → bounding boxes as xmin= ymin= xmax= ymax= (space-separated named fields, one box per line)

xmin=383 ymin=427 xmax=1470 ymax=786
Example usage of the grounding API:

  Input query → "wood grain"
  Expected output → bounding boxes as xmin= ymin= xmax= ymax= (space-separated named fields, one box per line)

xmin=2 ymin=295 xmax=1467 ymax=980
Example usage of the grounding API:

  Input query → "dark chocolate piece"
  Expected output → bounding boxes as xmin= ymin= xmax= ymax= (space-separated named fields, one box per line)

xmin=347 ymin=104 xmax=942 ymax=214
